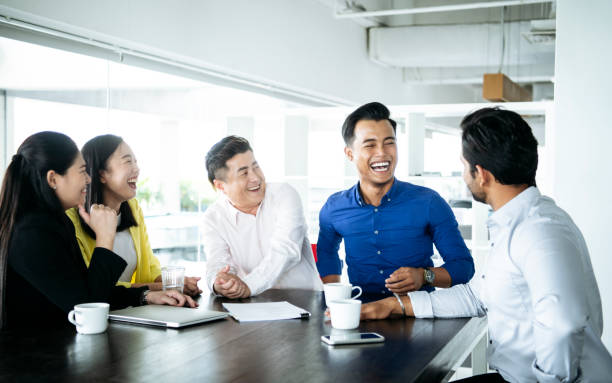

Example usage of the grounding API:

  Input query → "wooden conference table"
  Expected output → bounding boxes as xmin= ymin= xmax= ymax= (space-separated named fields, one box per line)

xmin=0 ymin=289 xmax=487 ymax=382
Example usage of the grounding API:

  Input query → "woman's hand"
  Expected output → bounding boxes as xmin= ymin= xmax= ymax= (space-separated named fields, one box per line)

xmin=145 ymin=290 xmax=198 ymax=308
xmin=184 ymin=276 xmax=203 ymax=296
xmin=79 ymin=204 xmax=117 ymax=250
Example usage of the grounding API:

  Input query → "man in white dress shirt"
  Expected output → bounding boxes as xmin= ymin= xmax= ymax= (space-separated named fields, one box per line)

xmin=359 ymin=108 xmax=612 ymax=382
xmin=202 ymin=136 xmax=322 ymax=298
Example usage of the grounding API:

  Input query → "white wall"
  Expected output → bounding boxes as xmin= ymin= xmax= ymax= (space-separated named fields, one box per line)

xmin=554 ymin=0 xmax=612 ymax=351
xmin=0 ymin=0 xmax=477 ymax=106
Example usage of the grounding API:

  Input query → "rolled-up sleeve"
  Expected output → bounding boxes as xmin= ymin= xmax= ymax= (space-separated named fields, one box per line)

xmin=428 ymin=193 xmax=474 ymax=285
xmin=408 ymin=282 xmax=485 ymax=318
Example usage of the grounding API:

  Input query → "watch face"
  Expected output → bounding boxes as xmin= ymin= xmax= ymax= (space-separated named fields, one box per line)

xmin=425 ymin=269 xmax=435 ymax=284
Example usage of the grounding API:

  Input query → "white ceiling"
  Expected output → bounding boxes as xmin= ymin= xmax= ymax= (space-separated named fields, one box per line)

xmin=315 ymin=0 xmax=556 ymax=88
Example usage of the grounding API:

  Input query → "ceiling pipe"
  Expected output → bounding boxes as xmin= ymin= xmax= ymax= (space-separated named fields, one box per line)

xmin=335 ymin=0 xmax=555 ymax=19
xmin=402 ymin=75 xmax=554 ymax=85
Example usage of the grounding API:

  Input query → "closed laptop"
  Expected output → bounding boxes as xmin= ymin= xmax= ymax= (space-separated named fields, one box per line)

xmin=109 ymin=305 xmax=228 ymax=328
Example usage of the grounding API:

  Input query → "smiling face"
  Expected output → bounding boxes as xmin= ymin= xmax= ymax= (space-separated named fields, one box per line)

xmin=52 ymin=153 xmax=91 ymax=210
xmin=345 ymin=119 xmax=397 ymax=188
xmin=99 ymin=141 xmax=140 ymax=210
xmin=213 ymin=150 xmax=266 ymax=215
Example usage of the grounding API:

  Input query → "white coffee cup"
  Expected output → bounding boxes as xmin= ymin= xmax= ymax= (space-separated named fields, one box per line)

xmin=328 ymin=299 xmax=362 ymax=330
xmin=324 ymin=283 xmax=362 ymax=304
xmin=67 ymin=303 xmax=109 ymax=334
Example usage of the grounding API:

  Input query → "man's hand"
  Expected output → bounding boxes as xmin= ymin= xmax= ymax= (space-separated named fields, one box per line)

xmin=385 ymin=267 xmax=425 ymax=293
xmin=321 ymin=274 xmax=341 ymax=284
xmin=183 ymin=276 xmax=203 ymax=296
xmin=213 ymin=266 xmax=251 ymax=299
xmin=146 ymin=290 xmax=198 ymax=308
xmin=360 ymin=297 xmax=398 ymax=320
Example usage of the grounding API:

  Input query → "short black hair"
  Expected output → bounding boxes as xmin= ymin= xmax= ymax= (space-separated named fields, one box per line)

xmin=342 ymin=102 xmax=397 ymax=145
xmin=461 ymin=107 xmax=538 ymax=187
xmin=205 ymin=135 xmax=253 ymax=186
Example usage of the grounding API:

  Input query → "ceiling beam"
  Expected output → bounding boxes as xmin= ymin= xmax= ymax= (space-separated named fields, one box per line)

xmin=335 ymin=0 xmax=554 ymax=19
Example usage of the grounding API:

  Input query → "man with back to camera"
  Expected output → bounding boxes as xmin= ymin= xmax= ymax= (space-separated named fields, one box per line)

xmin=316 ymin=102 xmax=474 ymax=298
xmin=202 ymin=135 xmax=323 ymax=298
xmin=359 ymin=107 xmax=612 ymax=382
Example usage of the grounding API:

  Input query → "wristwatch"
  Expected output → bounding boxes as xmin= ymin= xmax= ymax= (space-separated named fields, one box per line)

xmin=140 ymin=289 xmax=150 ymax=305
xmin=424 ymin=268 xmax=435 ymax=285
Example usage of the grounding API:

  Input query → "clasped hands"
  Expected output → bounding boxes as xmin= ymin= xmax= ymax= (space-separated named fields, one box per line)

xmin=213 ymin=266 xmax=251 ymax=299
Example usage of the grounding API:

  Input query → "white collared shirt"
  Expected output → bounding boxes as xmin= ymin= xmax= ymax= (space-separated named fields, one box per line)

xmin=202 ymin=182 xmax=323 ymax=296
xmin=408 ymin=187 xmax=612 ymax=383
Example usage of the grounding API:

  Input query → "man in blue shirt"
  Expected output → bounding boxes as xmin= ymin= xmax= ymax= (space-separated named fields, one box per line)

xmin=316 ymin=102 xmax=474 ymax=298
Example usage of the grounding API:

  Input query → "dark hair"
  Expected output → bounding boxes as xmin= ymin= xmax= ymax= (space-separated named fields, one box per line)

xmin=341 ymin=102 xmax=397 ymax=145
xmin=78 ymin=135 xmax=137 ymax=238
xmin=461 ymin=107 xmax=538 ymax=187
xmin=0 ymin=131 xmax=79 ymax=328
xmin=205 ymin=136 xmax=253 ymax=186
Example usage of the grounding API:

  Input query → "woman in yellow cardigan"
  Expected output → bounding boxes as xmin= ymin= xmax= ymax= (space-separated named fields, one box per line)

xmin=66 ymin=135 xmax=202 ymax=296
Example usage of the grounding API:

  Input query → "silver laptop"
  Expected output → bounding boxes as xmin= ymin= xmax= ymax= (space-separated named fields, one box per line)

xmin=109 ymin=305 xmax=229 ymax=328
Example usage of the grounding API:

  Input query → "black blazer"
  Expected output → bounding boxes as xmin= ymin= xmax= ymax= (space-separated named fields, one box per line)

xmin=5 ymin=208 xmax=144 ymax=328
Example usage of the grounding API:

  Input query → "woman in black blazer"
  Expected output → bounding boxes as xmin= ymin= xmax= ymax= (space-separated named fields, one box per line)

xmin=0 ymin=131 xmax=197 ymax=329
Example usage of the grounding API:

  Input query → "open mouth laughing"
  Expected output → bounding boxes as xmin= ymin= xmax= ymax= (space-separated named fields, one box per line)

xmin=127 ymin=177 xmax=138 ymax=190
xmin=370 ymin=161 xmax=390 ymax=173
xmin=247 ymin=184 xmax=261 ymax=192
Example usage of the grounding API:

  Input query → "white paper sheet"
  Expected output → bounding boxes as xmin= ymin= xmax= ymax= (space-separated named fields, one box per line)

xmin=222 ymin=301 xmax=311 ymax=322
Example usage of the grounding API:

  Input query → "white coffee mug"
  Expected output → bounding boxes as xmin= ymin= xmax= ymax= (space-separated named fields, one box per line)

xmin=67 ymin=303 xmax=109 ymax=334
xmin=324 ymin=283 xmax=362 ymax=304
xmin=328 ymin=299 xmax=362 ymax=330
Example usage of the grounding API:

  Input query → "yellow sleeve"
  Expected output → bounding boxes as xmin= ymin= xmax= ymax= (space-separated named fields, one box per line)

xmin=65 ymin=208 xmax=95 ymax=268
xmin=132 ymin=199 xmax=162 ymax=282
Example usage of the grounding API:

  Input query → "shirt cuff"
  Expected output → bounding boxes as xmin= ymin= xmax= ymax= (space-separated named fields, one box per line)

xmin=242 ymin=274 xmax=260 ymax=297
xmin=407 ymin=291 xmax=434 ymax=318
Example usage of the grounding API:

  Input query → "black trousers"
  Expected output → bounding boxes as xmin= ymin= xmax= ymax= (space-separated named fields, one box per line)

xmin=452 ymin=372 xmax=508 ymax=383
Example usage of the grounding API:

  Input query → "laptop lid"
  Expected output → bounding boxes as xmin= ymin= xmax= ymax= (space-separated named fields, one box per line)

xmin=109 ymin=305 xmax=228 ymax=328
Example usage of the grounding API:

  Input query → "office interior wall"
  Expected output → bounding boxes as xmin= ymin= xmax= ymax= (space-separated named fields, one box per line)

xmin=0 ymin=0 xmax=478 ymax=106
xmin=554 ymin=0 xmax=612 ymax=351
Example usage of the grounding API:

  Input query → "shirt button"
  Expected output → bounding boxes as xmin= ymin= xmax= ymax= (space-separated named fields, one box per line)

xmin=481 ymin=275 xmax=485 ymax=279
xmin=379 ymin=270 xmax=384 ymax=274
xmin=489 ymin=340 xmax=493 ymax=344
xmin=387 ymin=198 xmax=391 ymax=202
xmin=374 ymin=230 xmax=379 ymax=235
xmin=374 ymin=208 xmax=378 ymax=212
xmin=377 ymin=250 xmax=381 ymax=255
xmin=381 ymin=290 xmax=386 ymax=294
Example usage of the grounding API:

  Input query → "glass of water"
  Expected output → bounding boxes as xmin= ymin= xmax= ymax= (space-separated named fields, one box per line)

xmin=161 ymin=266 xmax=185 ymax=293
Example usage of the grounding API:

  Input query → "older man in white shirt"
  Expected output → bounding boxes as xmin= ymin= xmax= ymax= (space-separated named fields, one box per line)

xmin=202 ymin=136 xmax=322 ymax=298
xmin=359 ymin=108 xmax=612 ymax=383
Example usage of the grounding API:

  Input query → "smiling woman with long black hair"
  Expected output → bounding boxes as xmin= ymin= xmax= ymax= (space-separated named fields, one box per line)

xmin=66 ymin=134 xmax=201 ymax=296
xmin=0 ymin=131 xmax=196 ymax=329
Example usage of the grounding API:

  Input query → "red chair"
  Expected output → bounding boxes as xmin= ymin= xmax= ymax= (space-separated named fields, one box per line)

xmin=311 ymin=243 xmax=317 ymax=262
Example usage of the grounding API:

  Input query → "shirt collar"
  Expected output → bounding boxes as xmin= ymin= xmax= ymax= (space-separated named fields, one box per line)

xmin=352 ymin=177 xmax=398 ymax=207
xmin=222 ymin=195 xmax=262 ymax=225
xmin=487 ymin=186 xmax=540 ymax=229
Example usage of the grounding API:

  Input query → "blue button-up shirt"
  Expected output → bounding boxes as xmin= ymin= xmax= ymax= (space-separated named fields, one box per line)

xmin=316 ymin=179 xmax=474 ymax=296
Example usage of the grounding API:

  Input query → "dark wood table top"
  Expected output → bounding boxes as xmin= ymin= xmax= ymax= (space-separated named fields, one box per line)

xmin=0 ymin=289 xmax=486 ymax=382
